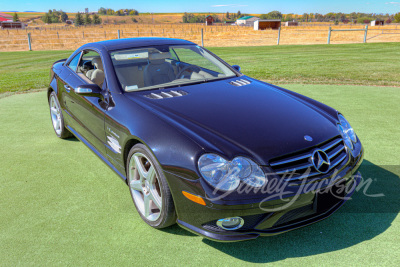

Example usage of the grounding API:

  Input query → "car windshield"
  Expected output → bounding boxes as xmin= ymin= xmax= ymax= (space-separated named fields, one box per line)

xmin=110 ymin=45 xmax=237 ymax=92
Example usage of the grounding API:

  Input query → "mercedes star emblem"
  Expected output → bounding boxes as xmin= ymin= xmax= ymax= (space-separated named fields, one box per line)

xmin=311 ymin=149 xmax=331 ymax=173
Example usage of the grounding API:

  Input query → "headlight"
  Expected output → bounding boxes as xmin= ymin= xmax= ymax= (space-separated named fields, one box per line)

xmin=198 ymin=154 xmax=267 ymax=191
xmin=337 ymin=114 xmax=357 ymax=150
xmin=338 ymin=114 xmax=357 ymax=143
xmin=338 ymin=124 xmax=353 ymax=150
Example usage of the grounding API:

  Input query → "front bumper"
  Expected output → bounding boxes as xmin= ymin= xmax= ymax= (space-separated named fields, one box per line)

xmin=178 ymin=172 xmax=361 ymax=242
xmin=166 ymin=146 xmax=364 ymax=242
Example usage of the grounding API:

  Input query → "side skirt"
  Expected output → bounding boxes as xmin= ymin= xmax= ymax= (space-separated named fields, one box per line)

xmin=66 ymin=125 xmax=127 ymax=181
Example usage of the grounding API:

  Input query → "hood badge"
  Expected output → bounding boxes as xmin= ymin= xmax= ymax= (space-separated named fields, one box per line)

xmin=311 ymin=149 xmax=330 ymax=173
xmin=304 ymin=135 xmax=313 ymax=142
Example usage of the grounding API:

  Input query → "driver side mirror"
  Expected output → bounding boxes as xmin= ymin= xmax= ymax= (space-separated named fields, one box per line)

xmin=75 ymin=84 xmax=104 ymax=100
xmin=232 ymin=65 xmax=241 ymax=72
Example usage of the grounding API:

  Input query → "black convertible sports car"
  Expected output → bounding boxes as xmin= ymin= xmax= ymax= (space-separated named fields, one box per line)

xmin=48 ymin=38 xmax=364 ymax=242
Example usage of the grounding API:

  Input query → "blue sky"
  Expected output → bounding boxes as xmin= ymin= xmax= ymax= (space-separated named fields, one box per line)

xmin=2 ymin=0 xmax=400 ymax=14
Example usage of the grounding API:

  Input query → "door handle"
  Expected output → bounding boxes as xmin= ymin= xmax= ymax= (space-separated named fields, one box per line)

xmin=64 ymin=85 xmax=71 ymax=92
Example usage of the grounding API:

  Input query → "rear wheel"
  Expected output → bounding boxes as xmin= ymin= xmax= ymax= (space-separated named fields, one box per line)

xmin=49 ymin=91 xmax=72 ymax=139
xmin=127 ymin=144 xmax=176 ymax=228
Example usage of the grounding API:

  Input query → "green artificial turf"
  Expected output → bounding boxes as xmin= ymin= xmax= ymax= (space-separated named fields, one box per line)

xmin=0 ymin=85 xmax=399 ymax=265
xmin=1 ymin=42 xmax=400 ymax=94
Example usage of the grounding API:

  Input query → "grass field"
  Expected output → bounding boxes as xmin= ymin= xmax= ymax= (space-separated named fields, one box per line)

xmin=1 ymin=43 xmax=400 ymax=94
xmin=0 ymin=84 xmax=399 ymax=265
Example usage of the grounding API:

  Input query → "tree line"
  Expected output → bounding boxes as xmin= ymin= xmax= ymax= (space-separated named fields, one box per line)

xmin=182 ymin=11 xmax=249 ymax=23
xmin=224 ymin=11 xmax=249 ymax=21
xmin=259 ymin=11 xmax=400 ymax=24
xmin=181 ymin=10 xmax=400 ymax=24
xmin=41 ymin=10 xmax=69 ymax=24
xmin=40 ymin=9 xmax=102 ymax=25
xmin=74 ymin=13 xmax=102 ymax=26
xmin=26 ymin=9 xmax=400 ymax=26
xmin=182 ymin=13 xmax=220 ymax=23
xmin=299 ymin=12 xmax=399 ymax=24
xmin=98 ymin=7 xmax=139 ymax=16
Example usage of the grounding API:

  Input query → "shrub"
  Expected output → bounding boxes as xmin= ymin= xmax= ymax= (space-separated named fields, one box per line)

xmin=42 ymin=13 xmax=51 ymax=23
xmin=357 ymin=17 xmax=371 ymax=24
xmin=41 ymin=10 xmax=68 ymax=24
xmin=93 ymin=14 xmax=102 ymax=25
xmin=182 ymin=13 xmax=206 ymax=23
xmin=74 ymin=13 xmax=84 ymax=26
xmin=13 ymin=12 xmax=19 ymax=22
xmin=84 ymin=14 xmax=92 ymax=25
xmin=260 ymin=11 xmax=283 ymax=20
xmin=60 ymin=12 xmax=68 ymax=22
xmin=394 ymin=12 xmax=400 ymax=23
xmin=51 ymin=16 xmax=60 ymax=23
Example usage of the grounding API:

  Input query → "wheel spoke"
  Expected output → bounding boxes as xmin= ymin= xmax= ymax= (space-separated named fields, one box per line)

xmin=149 ymin=191 xmax=162 ymax=210
xmin=51 ymin=107 xmax=58 ymax=115
xmin=55 ymin=119 xmax=60 ymax=130
xmin=53 ymin=98 xmax=59 ymax=109
xmin=143 ymin=194 xmax=151 ymax=217
xmin=129 ymin=180 xmax=142 ymax=192
xmin=134 ymin=155 xmax=147 ymax=179
xmin=146 ymin=166 xmax=156 ymax=183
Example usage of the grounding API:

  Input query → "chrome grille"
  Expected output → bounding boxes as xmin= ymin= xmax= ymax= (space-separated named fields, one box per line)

xmin=269 ymin=136 xmax=348 ymax=181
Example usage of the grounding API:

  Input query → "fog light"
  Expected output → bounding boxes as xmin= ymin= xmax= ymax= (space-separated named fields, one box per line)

xmin=216 ymin=217 xmax=244 ymax=230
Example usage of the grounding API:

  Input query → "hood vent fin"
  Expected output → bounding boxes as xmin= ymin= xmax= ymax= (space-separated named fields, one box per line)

xmin=230 ymin=79 xmax=251 ymax=87
xmin=145 ymin=90 xmax=188 ymax=99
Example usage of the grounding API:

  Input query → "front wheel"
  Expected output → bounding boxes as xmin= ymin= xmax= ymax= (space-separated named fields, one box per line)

xmin=127 ymin=144 xmax=176 ymax=228
xmin=49 ymin=91 xmax=72 ymax=139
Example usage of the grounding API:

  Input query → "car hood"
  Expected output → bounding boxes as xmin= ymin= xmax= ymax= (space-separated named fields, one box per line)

xmin=129 ymin=78 xmax=339 ymax=165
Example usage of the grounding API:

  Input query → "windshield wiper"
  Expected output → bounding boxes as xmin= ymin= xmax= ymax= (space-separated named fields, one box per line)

xmin=204 ymin=76 xmax=235 ymax=83
xmin=157 ymin=79 xmax=207 ymax=90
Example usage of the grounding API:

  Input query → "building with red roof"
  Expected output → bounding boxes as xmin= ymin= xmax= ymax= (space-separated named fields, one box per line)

xmin=0 ymin=17 xmax=11 ymax=22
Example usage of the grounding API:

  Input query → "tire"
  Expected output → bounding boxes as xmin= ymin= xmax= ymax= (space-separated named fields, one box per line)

xmin=48 ymin=91 xmax=72 ymax=139
xmin=126 ymin=144 xmax=176 ymax=228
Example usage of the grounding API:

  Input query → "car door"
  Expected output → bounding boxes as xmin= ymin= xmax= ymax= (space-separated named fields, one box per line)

xmin=63 ymin=49 xmax=107 ymax=156
xmin=59 ymin=52 xmax=80 ymax=125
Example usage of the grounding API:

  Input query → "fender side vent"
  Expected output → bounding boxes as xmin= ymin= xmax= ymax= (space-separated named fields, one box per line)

xmin=144 ymin=90 xmax=188 ymax=99
xmin=230 ymin=79 xmax=251 ymax=87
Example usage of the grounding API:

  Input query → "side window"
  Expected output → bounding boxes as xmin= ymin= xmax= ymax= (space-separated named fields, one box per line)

xmin=68 ymin=52 xmax=82 ymax=72
xmin=79 ymin=50 xmax=105 ymax=88
xmin=78 ymin=50 xmax=103 ymax=74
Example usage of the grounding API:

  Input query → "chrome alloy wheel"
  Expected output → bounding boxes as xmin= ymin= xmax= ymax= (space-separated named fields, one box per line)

xmin=50 ymin=94 xmax=62 ymax=136
xmin=128 ymin=152 xmax=163 ymax=222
